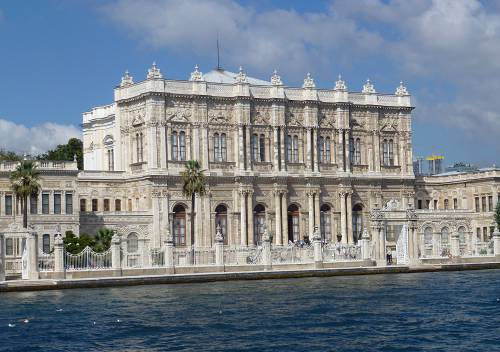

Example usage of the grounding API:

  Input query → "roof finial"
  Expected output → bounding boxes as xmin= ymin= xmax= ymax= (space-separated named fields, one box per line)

xmin=190 ymin=64 xmax=203 ymax=81
xmin=120 ymin=70 xmax=134 ymax=87
xmin=271 ymin=69 xmax=283 ymax=86
xmin=235 ymin=66 xmax=247 ymax=83
xmin=147 ymin=62 xmax=163 ymax=79
xmin=362 ymin=78 xmax=376 ymax=94
xmin=334 ymin=74 xmax=347 ymax=91
xmin=302 ymin=72 xmax=315 ymax=88
xmin=395 ymin=80 xmax=409 ymax=96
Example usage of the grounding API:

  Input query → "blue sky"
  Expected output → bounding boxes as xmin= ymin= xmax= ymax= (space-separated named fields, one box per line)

xmin=0 ymin=0 xmax=499 ymax=167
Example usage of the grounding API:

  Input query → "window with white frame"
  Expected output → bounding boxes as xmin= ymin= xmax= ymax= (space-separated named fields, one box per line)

xmin=171 ymin=131 xmax=186 ymax=161
xmin=318 ymin=136 xmax=331 ymax=164
xmin=135 ymin=132 xmax=144 ymax=163
xmin=286 ymin=135 xmax=299 ymax=163
xmin=350 ymin=137 xmax=361 ymax=165
xmin=213 ymin=133 xmax=227 ymax=162
xmin=382 ymin=139 xmax=394 ymax=166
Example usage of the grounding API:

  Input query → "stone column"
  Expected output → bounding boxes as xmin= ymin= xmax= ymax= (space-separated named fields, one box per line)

xmin=308 ymin=191 xmax=314 ymax=237
xmin=25 ymin=232 xmax=39 ymax=280
xmin=450 ymin=232 xmax=460 ymax=258
xmin=347 ymin=192 xmax=353 ymax=244
xmin=338 ymin=129 xmax=344 ymax=171
xmin=360 ymin=228 xmax=371 ymax=261
xmin=273 ymin=127 xmax=280 ymax=172
xmin=306 ymin=127 xmax=312 ymax=170
xmin=493 ymin=226 xmax=500 ymax=257
xmin=164 ymin=232 xmax=175 ymax=273
xmin=274 ymin=191 xmax=282 ymax=246
xmin=313 ymin=128 xmax=319 ymax=172
xmin=247 ymin=190 xmax=254 ymax=246
xmin=245 ymin=125 xmax=252 ymax=171
xmin=0 ymin=234 xmax=5 ymax=282
xmin=53 ymin=233 xmax=65 ymax=279
xmin=159 ymin=124 xmax=167 ymax=168
xmin=280 ymin=127 xmax=286 ymax=171
xmin=345 ymin=130 xmax=351 ymax=173
xmin=374 ymin=130 xmax=381 ymax=172
xmin=262 ymin=229 xmax=272 ymax=270
xmin=407 ymin=224 xmax=414 ymax=262
xmin=378 ymin=226 xmax=386 ymax=266
xmin=312 ymin=226 xmax=323 ymax=268
xmin=281 ymin=191 xmax=288 ymax=245
xmin=149 ymin=125 xmax=158 ymax=169
xmin=339 ymin=191 xmax=347 ymax=243
xmin=111 ymin=233 xmax=122 ymax=275
xmin=240 ymin=190 xmax=247 ymax=246
xmin=314 ymin=192 xmax=321 ymax=233
xmin=215 ymin=225 xmax=224 ymax=269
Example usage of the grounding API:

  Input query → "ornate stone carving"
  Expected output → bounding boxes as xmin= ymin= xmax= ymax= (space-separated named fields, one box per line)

xmin=334 ymin=74 xmax=347 ymax=91
xmin=190 ymin=64 xmax=203 ymax=81
xmin=120 ymin=70 xmax=133 ymax=87
xmin=167 ymin=108 xmax=192 ymax=123
xmin=302 ymin=73 xmax=315 ymax=89
xmin=362 ymin=79 xmax=376 ymax=94
xmin=271 ymin=69 xmax=283 ymax=86
xmin=395 ymin=81 xmax=409 ymax=96
xmin=209 ymin=111 xmax=228 ymax=123
xmin=235 ymin=66 xmax=248 ymax=84
xmin=147 ymin=62 xmax=163 ymax=79
xmin=382 ymin=199 xmax=401 ymax=211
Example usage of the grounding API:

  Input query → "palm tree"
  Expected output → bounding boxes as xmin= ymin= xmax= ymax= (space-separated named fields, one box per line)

xmin=10 ymin=160 xmax=41 ymax=229
xmin=181 ymin=160 xmax=206 ymax=250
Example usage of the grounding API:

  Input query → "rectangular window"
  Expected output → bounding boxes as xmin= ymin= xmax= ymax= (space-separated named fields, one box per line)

xmin=30 ymin=195 xmax=38 ymax=215
xmin=434 ymin=199 xmax=438 ymax=210
xmin=128 ymin=199 xmax=132 ymax=211
xmin=5 ymin=238 xmax=13 ymax=256
xmin=444 ymin=199 xmax=449 ymax=210
xmin=115 ymin=199 xmax=121 ymax=212
xmin=476 ymin=227 xmax=481 ymax=240
xmin=54 ymin=193 xmax=61 ymax=214
xmin=5 ymin=195 xmax=12 ymax=215
xmin=417 ymin=199 xmax=422 ymax=209
xmin=488 ymin=196 xmax=493 ymax=211
xmin=483 ymin=227 xmax=488 ymax=240
xmin=453 ymin=198 xmax=458 ymax=210
xmin=92 ymin=199 xmax=98 ymax=212
xmin=80 ymin=199 xmax=86 ymax=212
xmin=490 ymin=226 xmax=495 ymax=237
xmin=475 ymin=197 xmax=480 ymax=212
xmin=42 ymin=193 xmax=49 ymax=214
xmin=426 ymin=199 xmax=430 ymax=209
xmin=65 ymin=193 xmax=73 ymax=214
xmin=104 ymin=199 xmax=110 ymax=212
xmin=481 ymin=197 xmax=486 ymax=212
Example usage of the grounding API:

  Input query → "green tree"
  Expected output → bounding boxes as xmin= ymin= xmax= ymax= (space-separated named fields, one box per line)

xmin=495 ymin=201 xmax=500 ymax=230
xmin=0 ymin=149 xmax=21 ymax=161
xmin=181 ymin=160 xmax=206 ymax=248
xmin=9 ymin=160 xmax=41 ymax=228
xmin=63 ymin=231 xmax=96 ymax=254
xmin=38 ymin=138 xmax=83 ymax=170
xmin=94 ymin=228 xmax=114 ymax=252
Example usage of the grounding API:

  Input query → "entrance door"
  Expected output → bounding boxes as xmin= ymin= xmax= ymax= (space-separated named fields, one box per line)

xmin=173 ymin=205 xmax=186 ymax=246
xmin=287 ymin=204 xmax=300 ymax=243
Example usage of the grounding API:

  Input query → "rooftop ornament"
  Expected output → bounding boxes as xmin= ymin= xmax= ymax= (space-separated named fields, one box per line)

xmin=120 ymin=70 xmax=134 ymax=87
xmin=271 ymin=69 xmax=283 ymax=86
xmin=190 ymin=64 xmax=203 ymax=81
xmin=147 ymin=62 xmax=163 ymax=80
xmin=302 ymin=72 xmax=316 ymax=89
xmin=395 ymin=81 xmax=409 ymax=96
xmin=362 ymin=78 xmax=376 ymax=94
xmin=235 ymin=66 xmax=248 ymax=83
xmin=334 ymin=74 xmax=347 ymax=91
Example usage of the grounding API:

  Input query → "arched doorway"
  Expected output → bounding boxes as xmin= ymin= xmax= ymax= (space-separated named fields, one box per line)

xmin=215 ymin=204 xmax=228 ymax=245
xmin=352 ymin=204 xmax=363 ymax=243
xmin=424 ymin=227 xmax=433 ymax=256
xmin=173 ymin=204 xmax=187 ymax=246
xmin=288 ymin=204 xmax=300 ymax=243
xmin=253 ymin=204 xmax=266 ymax=245
xmin=320 ymin=204 xmax=332 ymax=242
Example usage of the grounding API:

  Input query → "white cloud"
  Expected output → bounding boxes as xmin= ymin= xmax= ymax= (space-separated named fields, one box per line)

xmin=0 ymin=118 xmax=81 ymax=155
xmin=101 ymin=0 xmax=500 ymax=151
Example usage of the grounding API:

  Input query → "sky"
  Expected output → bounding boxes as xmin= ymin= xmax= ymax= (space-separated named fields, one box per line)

xmin=1 ymin=0 xmax=500 ymax=167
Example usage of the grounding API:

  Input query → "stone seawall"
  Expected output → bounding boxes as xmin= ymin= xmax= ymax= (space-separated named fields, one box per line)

xmin=2 ymin=262 xmax=500 ymax=293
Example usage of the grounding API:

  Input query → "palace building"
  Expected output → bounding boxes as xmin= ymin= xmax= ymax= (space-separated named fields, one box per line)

xmin=1 ymin=63 xmax=499 ymax=262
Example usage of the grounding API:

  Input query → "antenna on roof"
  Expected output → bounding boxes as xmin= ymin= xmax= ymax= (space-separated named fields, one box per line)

xmin=216 ymin=33 xmax=221 ymax=70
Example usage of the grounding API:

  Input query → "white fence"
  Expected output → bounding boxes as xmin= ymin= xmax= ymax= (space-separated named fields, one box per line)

xmin=65 ymin=247 xmax=112 ymax=270
xmin=224 ymin=246 xmax=262 ymax=265
xmin=323 ymin=243 xmax=362 ymax=262
xmin=271 ymin=245 xmax=314 ymax=264
xmin=38 ymin=252 xmax=55 ymax=272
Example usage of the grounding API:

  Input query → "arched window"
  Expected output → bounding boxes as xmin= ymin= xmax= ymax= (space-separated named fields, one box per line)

xmin=458 ymin=226 xmax=466 ymax=244
xmin=214 ymin=133 xmax=220 ymax=161
xmin=171 ymin=131 xmax=178 ymax=161
xmin=42 ymin=234 xmax=50 ymax=253
xmin=352 ymin=204 xmax=363 ymax=243
xmin=293 ymin=135 xmax=299 ymax=162
xmin=179 ymin=131 xmax=186 ymax=160
xmin=252 ymin=134 xmax=259 ymax=161
xmin=424 ymin=227 xmax=433 ymax=256
xmin=253 ymin=204 xmax=266 ymax=245
xmin=318 ymin=137 xmax=324 ymax=163
xmin=220 ymin=133 xmax=227 ymax=161
xmin=173 ymin=204 xmax=187 ymax=246
xmin=259 ymin=134 xmax=265 ymax=162
xmin=107 ymin=149 xmax=114 ymax=171
xmin=287 ymin=204 xmax=300 ymax=243
xmin=215 ymin=204 xmax=228 ymax=245
xmin=325 ymin=137 xmax=331 ymax=163
xmin=441 ymin=227 xmax=449 ymax=245
xmin=127 ymin=233 xmax=138 ymax=253
xmin=320 ymin=204 xmax=332 ymax=241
